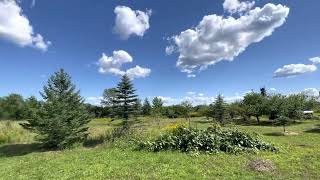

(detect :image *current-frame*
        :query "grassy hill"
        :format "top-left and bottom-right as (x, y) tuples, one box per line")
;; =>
(1, 117), (320, 179)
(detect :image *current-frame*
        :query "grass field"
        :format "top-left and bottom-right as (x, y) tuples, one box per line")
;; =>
(0, 117), (320, 179)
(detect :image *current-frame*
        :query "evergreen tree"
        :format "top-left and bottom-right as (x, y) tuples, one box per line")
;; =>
(21, 69), (90, 149)
(113, 74), (138, 121)
(211, 95), (228, 124)
(142, 98), (152, 115)
(133, 99), (142, 118)
(24, 96), (41, 119)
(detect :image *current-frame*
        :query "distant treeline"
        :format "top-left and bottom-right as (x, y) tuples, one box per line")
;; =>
(1, 88), (319, 122)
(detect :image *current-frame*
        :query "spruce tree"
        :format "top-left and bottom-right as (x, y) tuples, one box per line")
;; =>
(212, 95), (228, 124)
(21, 69), (90, 149)
(113, 74), (138, 122)
(142, 98), (152, 115)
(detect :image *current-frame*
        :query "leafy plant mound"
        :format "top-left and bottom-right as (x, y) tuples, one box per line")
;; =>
(139, 126), (277, 154)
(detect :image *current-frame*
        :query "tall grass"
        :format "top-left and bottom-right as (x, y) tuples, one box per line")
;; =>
(0, 120), (35, 144)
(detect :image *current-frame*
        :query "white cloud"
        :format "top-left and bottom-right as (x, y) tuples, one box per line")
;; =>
(156, 96), (179, 106)
(167, 3), (289, 75)
(0, 0), (50, 51)
(270, 88), (277, 91)
(273, 64), (317, 78)
(113, 6), (151, 39)
(156, 91), (245, 106)
(301, 88), (319, 97)
(309, 57), (320, 65)
(86, 96), (103, 106)
(165, 45), (175, 55)
(98, 50), (132, 76)
(224, 93), (244, 103)
(223, 0), (255, 14)
(126, 65), (151, 79)
(98, 50), (151, 79)
(187, 74), (196, 78)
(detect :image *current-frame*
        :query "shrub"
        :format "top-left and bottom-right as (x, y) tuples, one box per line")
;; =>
(138, 125), (277, 154)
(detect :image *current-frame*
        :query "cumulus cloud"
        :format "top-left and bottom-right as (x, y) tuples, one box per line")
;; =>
(309, 57), (320, 65)
(113, 6), (151, 39)
(126, 65), (151, 79)
(166, 3), (289, 75)
(85, 96), (103, 106)
(301, 88), (319, 97)
(98, 50), (151, 79)
(0, 0), (50, 51)
(273, 64), (317, 78)
(223, 0), (255, 14)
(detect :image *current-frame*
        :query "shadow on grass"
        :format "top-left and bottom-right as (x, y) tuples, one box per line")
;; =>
(239, 120), (303, 127)
(0, 143), (45, 157)
(305, 128), (320, 133)
(263, 132), (284, 136)
(83, 135), (110, 148)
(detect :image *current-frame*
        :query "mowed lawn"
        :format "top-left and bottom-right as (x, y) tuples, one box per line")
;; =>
(0, 117), (320, 179)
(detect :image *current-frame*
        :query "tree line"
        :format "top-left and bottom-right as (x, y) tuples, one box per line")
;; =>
(1, 69), (319, 148)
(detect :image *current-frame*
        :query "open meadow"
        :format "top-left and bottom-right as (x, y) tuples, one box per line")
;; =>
(1, 117), (320, 179)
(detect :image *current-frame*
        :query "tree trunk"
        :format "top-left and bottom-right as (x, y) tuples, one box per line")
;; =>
(256, 116), (260, 123)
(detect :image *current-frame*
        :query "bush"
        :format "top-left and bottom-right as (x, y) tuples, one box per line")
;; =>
(138, 125), (277, 154)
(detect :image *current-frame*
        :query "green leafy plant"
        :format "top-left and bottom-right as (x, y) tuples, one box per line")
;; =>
(138, 125), (277, 154)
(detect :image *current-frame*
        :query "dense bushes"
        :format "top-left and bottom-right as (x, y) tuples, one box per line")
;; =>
(138, 125), (277, 154)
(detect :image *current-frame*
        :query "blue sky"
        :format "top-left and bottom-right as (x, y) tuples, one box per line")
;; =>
(0, 0), (319, 105)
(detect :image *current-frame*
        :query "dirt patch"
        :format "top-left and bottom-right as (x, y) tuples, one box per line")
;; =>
(248, 159), (276, 173)
(284, 131), (299, 136)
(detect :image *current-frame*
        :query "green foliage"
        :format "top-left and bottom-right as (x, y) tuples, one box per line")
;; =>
(242, 92), (267, 123)
(276, 116), (292, 133)
(265, 94), (285, 120)
(112, 75), (138, 121)
(0, 94), (26, 120)
(24, 96), (41, 119)
(141, 98), (152, 116)
(227, 101), (244, 120)
(282, 94), (306, 120)
(152, 97), (163, 116)
(21, 69), (90, 149)
(139, 125), (277, 154)
(210, 95), (229, 124)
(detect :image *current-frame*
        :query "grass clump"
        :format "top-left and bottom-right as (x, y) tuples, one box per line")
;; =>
(138, 125), (277, 154)
(0, 121), (34, 145)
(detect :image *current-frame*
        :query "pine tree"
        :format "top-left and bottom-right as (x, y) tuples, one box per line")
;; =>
(142, 98), (152, 115)
(21, 69), (90, 149)
(212, 94), (228, 124)
(113, 74), (138, 122)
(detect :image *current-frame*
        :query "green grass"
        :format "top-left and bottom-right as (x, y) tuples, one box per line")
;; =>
(0, 117), (320, 179)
